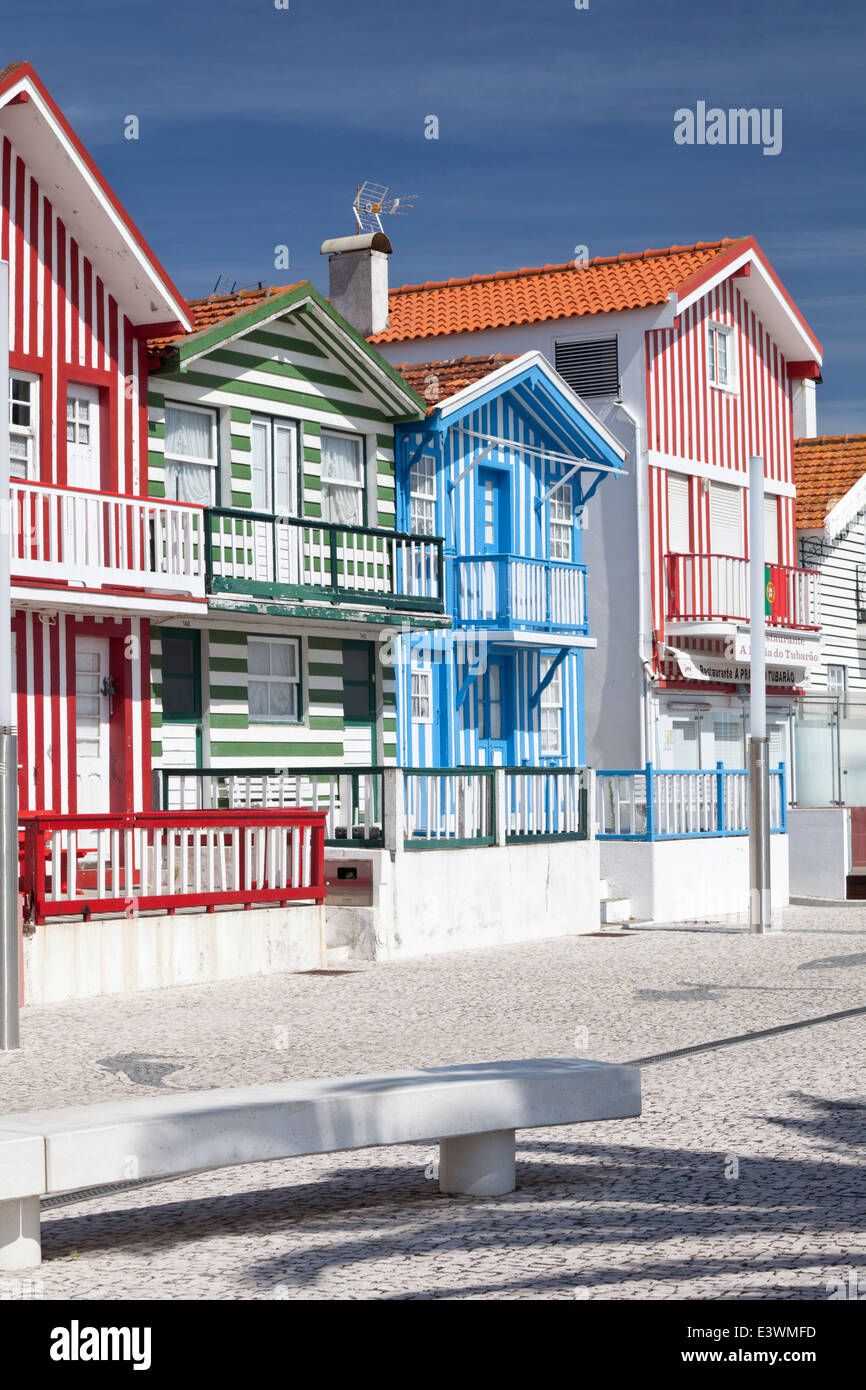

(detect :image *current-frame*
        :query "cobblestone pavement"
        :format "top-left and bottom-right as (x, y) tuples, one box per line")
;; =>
(1, 903), (864, 1300)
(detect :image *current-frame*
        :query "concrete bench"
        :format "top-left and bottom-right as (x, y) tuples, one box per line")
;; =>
(0, 1056), (641, 1269)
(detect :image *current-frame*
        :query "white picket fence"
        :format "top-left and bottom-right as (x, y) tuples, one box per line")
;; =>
(596, 764), (786, 839)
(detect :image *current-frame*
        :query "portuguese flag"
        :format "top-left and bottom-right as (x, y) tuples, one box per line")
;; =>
(765, 565), (788, 624)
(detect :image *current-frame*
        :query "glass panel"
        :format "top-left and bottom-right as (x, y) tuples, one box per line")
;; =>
(248, 680), (269, 718)
(251, 420), (270, 513)
(269, 642), (296, 678)
(274, 425), (294, 515)
(76, 652), (100, 673)
(166, 460), (214, 506)
(165, 406), (214, 462)
(247, 641), (270, 676)
(343, 647), (370, 682)
(343, 682), (371, 722)
(162, 638), (194, 675)
(162, 676), (196, 718)
(792, 701), (838, 805)
(488, 664), (501, 699)
(840, 704), (866, 803)
(268, 681), (296, 719)
(322, 482), (363, 525)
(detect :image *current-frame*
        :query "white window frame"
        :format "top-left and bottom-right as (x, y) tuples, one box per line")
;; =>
(164, 400), (219, 505)
(763, 493), (779, 565)
(9, 372), (40, 480)
(411, 667), (433, 723)
(250, 413), (298, 517)
(247, 637), (301, 724)
(539, 657), (563, 757)
(827, 665), (847, 697)
(707, 321), (737, 393)
(549, 483), (573, 562)
(321, 430), (365, 526)
(409, 454), (437, 536)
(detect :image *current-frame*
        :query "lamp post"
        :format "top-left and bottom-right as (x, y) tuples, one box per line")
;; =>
(748, 454), (772, 933)
(0, 258), (20, 1047)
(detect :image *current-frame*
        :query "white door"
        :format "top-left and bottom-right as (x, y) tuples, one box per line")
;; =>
(670, 717), (700, 770)
(67, 384), (100, 489)
(75, 638), (111, 812)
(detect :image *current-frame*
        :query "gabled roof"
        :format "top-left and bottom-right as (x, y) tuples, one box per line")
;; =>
(149, 279), (426, 421)
(794, 434), (866, 535)
(372, 236), (822, 367)
(148, 283), (297, 359)
(395, 354), (518, 413)
(397, 349), (628, 475)
(0, 61), (190, 329)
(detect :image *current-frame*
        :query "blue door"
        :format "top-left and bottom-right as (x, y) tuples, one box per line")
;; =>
(477, 469), (509, 554)
(476, 656), (511, 765)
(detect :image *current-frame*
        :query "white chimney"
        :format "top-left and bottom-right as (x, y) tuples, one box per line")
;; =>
(321, 231), (392, 338)
(792, 378), (818, 439)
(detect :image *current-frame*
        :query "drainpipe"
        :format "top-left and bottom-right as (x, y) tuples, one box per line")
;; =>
(612, 400), (654, 766)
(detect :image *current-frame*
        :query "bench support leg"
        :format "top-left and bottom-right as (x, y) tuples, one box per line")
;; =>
(0, 1197), (41, 1270)
(439, 1129), (515, 1197)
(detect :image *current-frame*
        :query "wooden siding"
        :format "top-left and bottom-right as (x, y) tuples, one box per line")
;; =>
(799, 524), (866, 691)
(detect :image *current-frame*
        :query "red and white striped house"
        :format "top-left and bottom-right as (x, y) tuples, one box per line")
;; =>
(371, 237), (824, 773)
(0, 61), (205, 821)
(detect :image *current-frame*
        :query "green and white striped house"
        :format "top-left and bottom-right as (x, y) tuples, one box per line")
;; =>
(145, 281), (447, 808)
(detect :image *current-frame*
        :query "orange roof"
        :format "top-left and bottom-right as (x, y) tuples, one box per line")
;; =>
(149, 283), (299, 358)
(794, 435), (866, 529)
(371, 239), (747, 344)
(395, 354), (518, 413)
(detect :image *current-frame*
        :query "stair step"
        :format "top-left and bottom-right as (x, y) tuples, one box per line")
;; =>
(600, 897), (631, 924)
(325, 945), (352, 967)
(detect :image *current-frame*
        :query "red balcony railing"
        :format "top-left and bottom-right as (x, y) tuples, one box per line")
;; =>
(665, 553), (820, 631)
(20, 808), (326, 924)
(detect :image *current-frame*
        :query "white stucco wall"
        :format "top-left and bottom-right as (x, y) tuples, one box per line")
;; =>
(23, 903), (325, 1004)
(325, 839), (601, 961)
(600, 834), (789, 923)
(787, 807), (850, 900)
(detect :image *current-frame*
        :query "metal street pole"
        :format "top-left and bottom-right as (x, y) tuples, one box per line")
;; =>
(0, 259), (20, 1048)
(748, 454), (772, 934)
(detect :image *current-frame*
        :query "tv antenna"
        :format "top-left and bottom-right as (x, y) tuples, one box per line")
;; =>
(353, 182), (417, 236)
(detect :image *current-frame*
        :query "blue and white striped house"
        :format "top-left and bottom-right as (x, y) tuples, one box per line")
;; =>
(390, 352), (627, 769)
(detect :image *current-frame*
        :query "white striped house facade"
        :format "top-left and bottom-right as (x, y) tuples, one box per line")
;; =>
(146, 285), (440, 793)
(392, 353), (626, 770)
(375, 239), (824, 773)
(2, 63), (196, 818)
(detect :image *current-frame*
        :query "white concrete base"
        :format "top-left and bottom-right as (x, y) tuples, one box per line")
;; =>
(326, 839), (601, 962)
(787, 808), (850, 900)
(23, 903), (325, 1005)
(0, 1197), (41, 1271)
(439, 1128), (516, 1196)
(600, 835), (789, 923)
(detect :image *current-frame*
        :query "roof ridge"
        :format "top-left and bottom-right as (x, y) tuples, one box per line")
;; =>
(795, 433), (866, 445)
(390, 238), (744, 296)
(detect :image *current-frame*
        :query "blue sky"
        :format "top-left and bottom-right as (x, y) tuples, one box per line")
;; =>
(6, 0), (864, 430)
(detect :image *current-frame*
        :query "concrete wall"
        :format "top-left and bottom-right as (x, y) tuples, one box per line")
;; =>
(600, 834), (790, 923)
(787, 808), (850, 900)
(325, 839), (601, 961)
(23, 904), (325, 1005)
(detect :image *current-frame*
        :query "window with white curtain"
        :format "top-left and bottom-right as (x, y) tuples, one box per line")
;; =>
(9, 374), (39, 479)
(411, 668), (432, 722)
(247, 638), (300, 722)
(764, 494), (779, 564)
(410, 455), (436, 535)
(667, 473), (691, 552)
(539, 656), (563, 756)
(549, 483), (573, 561)
(321, 431), (364, 525)
(164, 403), (217, 505)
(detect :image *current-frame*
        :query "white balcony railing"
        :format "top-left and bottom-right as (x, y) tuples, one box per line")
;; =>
(10, 481), (206, 597)
(454, 555), (588, 632)
(665, 553), (820, 631)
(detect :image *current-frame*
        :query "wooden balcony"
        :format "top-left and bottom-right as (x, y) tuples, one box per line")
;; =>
(207, 508), (445, 614)
(10, 480), (206, 607)
(665, 553), (821, 632)
(453, 554), (588, 634)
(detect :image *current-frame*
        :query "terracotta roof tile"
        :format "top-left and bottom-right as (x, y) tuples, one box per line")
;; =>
(794, 435), (866, 529)
(394, 354), (518, 413)
(148, 283), (300, 359)
(371, 239), (747, 344)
